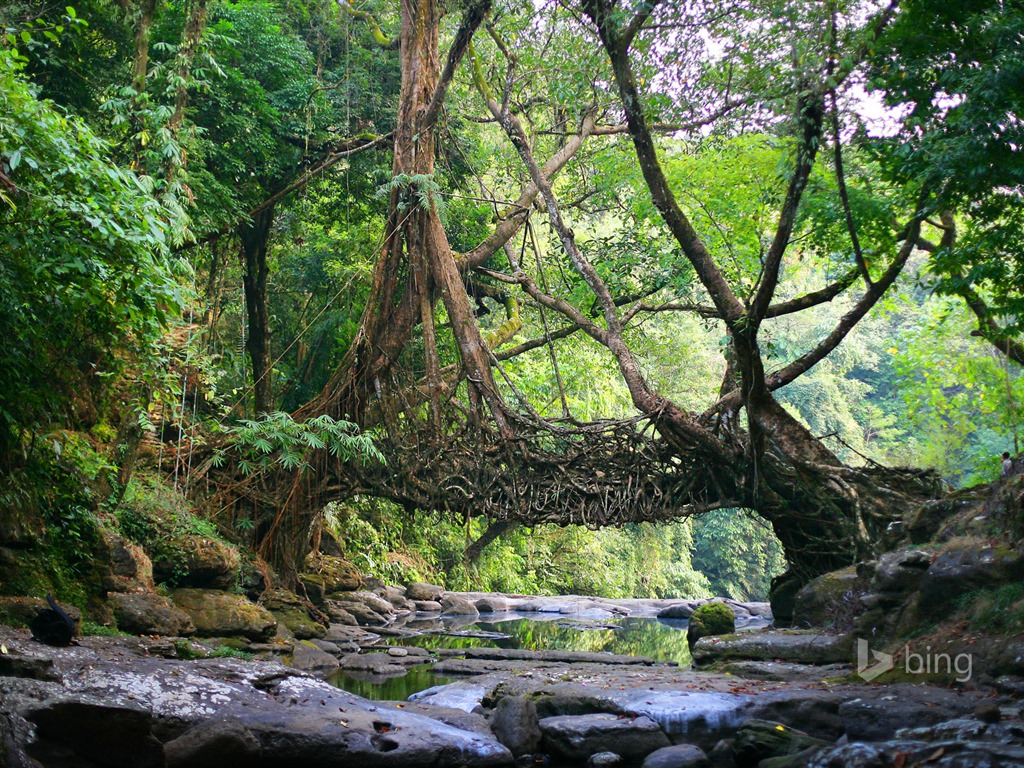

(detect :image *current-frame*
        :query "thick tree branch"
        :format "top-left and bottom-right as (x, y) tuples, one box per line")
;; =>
(420, 0), (492, 132)
(765, 191), (932, 392)
(960, 286), (1024, 366)
(581, 0), (745, 324)
(625, 267), (860, 323)
(457, 44), (597, 269)
(620, 0), (662, 49)
(750, 87), (825, 322)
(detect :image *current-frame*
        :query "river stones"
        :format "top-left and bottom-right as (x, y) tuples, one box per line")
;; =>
(290, 639), (341, 676)
(442, 595), (480, 616)
(641, 744), (711, 768)
(792, 567), (866, 630)
(300, 552), (364, 595)
(491, 695), (541, 756)
(539, 713), (671, 764)
(732, 719), (830, 768)
(407, 582), (445, 601)
(657, 602), (700, 619)
(100, 532), (156, 593)
(475, 596), (511, 613)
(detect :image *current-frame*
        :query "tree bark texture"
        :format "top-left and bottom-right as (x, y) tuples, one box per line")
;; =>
(241, 205), (275, 415)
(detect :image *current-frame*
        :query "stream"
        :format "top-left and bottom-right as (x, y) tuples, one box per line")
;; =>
(331, 611), (770, 700)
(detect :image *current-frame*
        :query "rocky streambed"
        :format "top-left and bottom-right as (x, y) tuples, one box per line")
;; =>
(2, 589), (1022, 768)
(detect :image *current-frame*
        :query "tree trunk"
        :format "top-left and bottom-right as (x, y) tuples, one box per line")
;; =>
(241, 206), (275, 415)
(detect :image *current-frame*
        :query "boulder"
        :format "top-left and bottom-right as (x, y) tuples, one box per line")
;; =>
(490, 696), (541, 756)
(442, 595), (480, 617)
(0, 634), (513, 768)
(867, 548), (933, 597)
(290, 640), (341, 676)
(540, 713), (670, 764)
(300, 553), (363, 597)
(916, 543), (1024, 620)
(101, 532), (156, 593)
(792, 567), (866, 630)
(907, 497), (979, 544)
(731, 719), (829, 768)
(686, 602), (735, 649)
(323, 601), (359, 626)
(164, 718), (262, 768)
(475, 596), (511, 613)
(27, 699), (164, 768)
(170, 589), (277, 642)
(416, 600), (444, 613)
(327, 591), (395, 626)
(407, 582), (444, 601)
(378, 585), (416, 610)
(152, 535), (240, 590)
(642, 744), (712, 768)
(261, 589), (327, 640)
(108, 592), (195, 636)
(309, 638), (342, 655)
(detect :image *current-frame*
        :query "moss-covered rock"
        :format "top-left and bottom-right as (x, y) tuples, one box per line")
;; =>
(299, 553), (362, 602)
(0, 504), (45, 548)
(152, 535), (240, 590)
(687, 602), (735, 649)
(99, 531), (155, 593)
(170, 589), (277, 642)
(261, 588), (327, 640)
(108, 592), (194, 636)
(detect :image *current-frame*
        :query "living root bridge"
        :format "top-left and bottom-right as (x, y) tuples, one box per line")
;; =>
(343, 414), (741, 527)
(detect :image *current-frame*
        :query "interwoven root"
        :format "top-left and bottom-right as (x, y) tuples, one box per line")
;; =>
(344, 411), (727, 526)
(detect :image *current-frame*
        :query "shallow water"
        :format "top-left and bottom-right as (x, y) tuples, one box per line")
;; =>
(331, 612), (767, 700)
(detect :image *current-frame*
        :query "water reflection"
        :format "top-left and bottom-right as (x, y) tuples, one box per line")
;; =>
(330, 664), (459, 700)
(395, 616), (697, 666)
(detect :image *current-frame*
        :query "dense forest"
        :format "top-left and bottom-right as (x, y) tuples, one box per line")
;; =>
(1, 0), (1021, 606)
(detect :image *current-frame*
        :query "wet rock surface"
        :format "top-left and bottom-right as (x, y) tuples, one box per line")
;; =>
(0, 626), (511, 768)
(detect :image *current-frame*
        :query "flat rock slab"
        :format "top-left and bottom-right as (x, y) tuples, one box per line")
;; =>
(717, 660), (851, 682)
(691, 631), (852, 666)
(435, 658), (580, 676)
(0, 627), (510, 768)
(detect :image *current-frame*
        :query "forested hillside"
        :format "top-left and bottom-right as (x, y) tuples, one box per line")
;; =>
(1, 0), (1021, 606)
